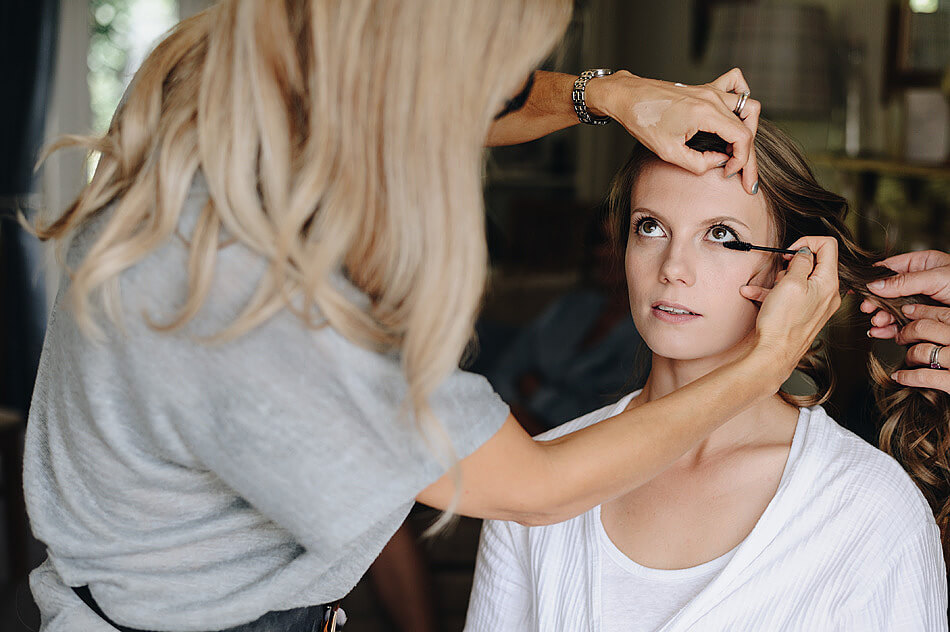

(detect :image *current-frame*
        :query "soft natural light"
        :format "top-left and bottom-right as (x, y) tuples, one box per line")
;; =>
(88, 0), (179, 132)
(910, 0), (940, 14)
(87, 0), (178, 177)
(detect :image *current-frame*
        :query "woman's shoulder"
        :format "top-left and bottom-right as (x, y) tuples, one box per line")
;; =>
(798, 405), (935, 538)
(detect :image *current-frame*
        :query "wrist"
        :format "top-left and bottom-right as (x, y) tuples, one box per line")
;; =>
(584, 69), (634, 119)
(738, 335), (795, 394)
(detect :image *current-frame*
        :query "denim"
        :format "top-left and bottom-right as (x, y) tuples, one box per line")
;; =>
(76, 584), (330, 632)
(219, 604), (328, 632)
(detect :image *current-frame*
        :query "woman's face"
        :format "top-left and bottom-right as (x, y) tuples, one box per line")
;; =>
(625, 160), (776, 362)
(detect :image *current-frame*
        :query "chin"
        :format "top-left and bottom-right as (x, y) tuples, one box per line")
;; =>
(642, 329), (747, 362)
(648, 342), (728, 361)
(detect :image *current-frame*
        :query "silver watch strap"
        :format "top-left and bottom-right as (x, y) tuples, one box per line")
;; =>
(572, 69), (613, 126)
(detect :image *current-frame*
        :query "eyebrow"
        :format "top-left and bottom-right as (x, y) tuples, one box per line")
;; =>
(632, 207), (752, 233)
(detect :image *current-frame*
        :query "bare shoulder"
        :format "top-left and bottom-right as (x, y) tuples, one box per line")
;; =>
(755, 395), (802, 447)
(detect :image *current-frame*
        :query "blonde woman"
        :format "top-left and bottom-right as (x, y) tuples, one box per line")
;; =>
(25, 2), (837, 631)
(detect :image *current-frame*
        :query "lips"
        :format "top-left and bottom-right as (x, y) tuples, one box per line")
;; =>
(651, 301), (701, 316)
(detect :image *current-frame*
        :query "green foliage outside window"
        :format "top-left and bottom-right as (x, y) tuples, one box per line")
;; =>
(88, 0), (178, 134)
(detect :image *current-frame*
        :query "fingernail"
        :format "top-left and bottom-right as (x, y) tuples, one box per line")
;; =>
(797, 247), (811, 255)
(901, 304), (915, 315)
(751, 180), (759, 194)
(716, 160), (728, 168)
(866, 329), (874, 338)
(868, 280), (884, 290)
(890, 372), (900, 382)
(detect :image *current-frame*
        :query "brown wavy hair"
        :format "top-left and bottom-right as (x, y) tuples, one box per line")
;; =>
(607, 120), (950, 563)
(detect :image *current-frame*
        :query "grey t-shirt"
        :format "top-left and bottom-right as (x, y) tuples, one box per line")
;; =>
(24, 179), (509, 631)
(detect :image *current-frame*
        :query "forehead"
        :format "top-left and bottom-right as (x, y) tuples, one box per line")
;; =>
(632, 160), (770, 233)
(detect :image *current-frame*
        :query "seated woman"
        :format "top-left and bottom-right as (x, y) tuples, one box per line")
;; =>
(464, 121), (949, 631)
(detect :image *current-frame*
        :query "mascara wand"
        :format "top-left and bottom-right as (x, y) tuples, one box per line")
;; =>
(722, 241), (800, 256)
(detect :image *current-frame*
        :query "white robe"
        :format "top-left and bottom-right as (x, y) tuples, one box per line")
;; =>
(465, 394), (947, 631)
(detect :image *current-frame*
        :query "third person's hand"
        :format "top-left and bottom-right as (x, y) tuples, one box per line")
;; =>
(862, 249), (950, 339)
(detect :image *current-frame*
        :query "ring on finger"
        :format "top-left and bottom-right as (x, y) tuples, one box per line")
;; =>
(930, 343), (945, 370)
(734, 90), (750, 117)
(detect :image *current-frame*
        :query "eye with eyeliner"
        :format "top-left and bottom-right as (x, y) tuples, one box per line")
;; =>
(632, 215), (665, 238)
(631, 213), (744, 243)
(707, 223), (741, 243)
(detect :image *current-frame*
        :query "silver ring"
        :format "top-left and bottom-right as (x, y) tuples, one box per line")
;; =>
(733, 90), (750, 117)
(930, 344), (946, 369)
(930, 344), (945, 370)
(674, 82), (687, 87)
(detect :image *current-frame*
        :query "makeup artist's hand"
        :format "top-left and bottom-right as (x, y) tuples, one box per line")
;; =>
(739, 236), (841, 371)
(589, 67), (761, 194)
(859, 249), (950, 393)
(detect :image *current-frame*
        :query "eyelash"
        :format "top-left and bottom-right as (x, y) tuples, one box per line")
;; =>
(632, 215), (741, 242)
(708, 224), (740, 242)
(632, 216), (658, 237)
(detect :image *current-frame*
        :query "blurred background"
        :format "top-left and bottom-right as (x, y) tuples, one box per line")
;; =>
(1, 0), (949, 630)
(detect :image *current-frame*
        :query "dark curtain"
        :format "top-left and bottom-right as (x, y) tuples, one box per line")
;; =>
(0, 0), (61, 413)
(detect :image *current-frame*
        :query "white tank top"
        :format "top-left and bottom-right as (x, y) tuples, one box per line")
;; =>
(597, 506), (738, 632)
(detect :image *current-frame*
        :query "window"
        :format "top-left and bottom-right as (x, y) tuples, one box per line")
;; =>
(88, 0), (179, 134)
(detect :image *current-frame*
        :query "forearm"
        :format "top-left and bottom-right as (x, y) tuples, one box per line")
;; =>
(513, 346), (783, 525)
(420, 343), (786, 525)
(486, 71), (607, 146)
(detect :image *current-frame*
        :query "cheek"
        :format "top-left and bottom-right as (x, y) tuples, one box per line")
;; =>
(694, 269), (760, 357)
(698, 263), (760, 326)
(749, 261), (778, 288)
(624, 245), (662, 297)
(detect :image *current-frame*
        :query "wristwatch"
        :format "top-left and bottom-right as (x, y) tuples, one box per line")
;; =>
(572, 69), (613, 125)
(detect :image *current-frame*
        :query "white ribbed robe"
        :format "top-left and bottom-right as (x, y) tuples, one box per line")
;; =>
(465, 395), (948, 631)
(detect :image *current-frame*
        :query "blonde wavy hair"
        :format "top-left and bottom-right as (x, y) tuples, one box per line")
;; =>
(36, 0), (572, 529)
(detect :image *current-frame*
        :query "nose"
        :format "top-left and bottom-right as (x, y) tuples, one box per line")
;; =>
(658, 240), (696, 287)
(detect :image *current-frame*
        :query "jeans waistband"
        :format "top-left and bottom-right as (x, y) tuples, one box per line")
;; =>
(71, 586), (345, 632)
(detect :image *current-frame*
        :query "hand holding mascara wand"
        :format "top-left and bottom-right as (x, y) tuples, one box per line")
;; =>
(722, 241), (801, 256)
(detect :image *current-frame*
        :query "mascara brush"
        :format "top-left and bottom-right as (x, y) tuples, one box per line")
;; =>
(722, 241), (800, 256)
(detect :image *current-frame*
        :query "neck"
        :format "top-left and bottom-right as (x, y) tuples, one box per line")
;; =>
(634, 342), (796, 466)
